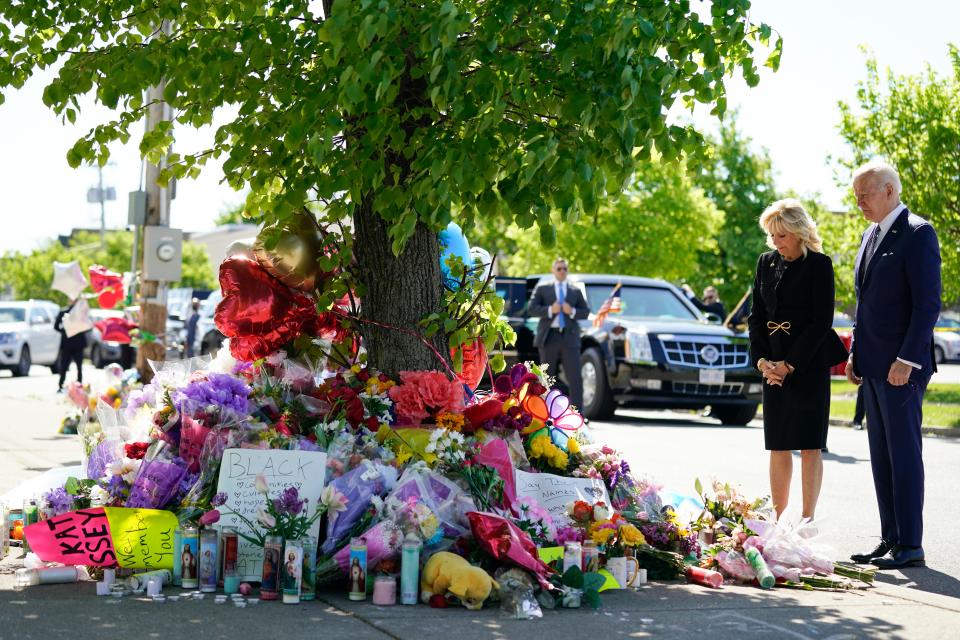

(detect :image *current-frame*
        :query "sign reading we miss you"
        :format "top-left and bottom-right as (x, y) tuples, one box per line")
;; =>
(514, 470), (610, 527)
(215, 448), (327, 581)
(23, 507), (178, 570)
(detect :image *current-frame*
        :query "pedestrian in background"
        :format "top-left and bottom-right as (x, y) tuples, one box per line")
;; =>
(528, 258), (590, 407)
(682, 284), (727, 319)
(54, 300), (89, 392)
(185, 298), (201, 358)
(847, 161), (940, 570)
(748, 199), (848, 520)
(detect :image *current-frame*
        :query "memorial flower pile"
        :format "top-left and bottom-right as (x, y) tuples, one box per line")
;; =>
(25, 250), (863, 609)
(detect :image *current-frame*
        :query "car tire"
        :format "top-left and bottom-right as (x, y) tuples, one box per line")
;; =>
(12, 346), (31, 377)
(91, 345), (105, 369)
(713, 404), (759, 426)
(580, 347), (617, 421)
(934, 345), (945, 365)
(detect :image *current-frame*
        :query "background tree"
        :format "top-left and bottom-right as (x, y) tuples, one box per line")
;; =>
(0, 231), (214, 303)
(691, 115), (778, 305)
(0, 0), (780, 376)
(474, 156), (722, 280)
(836, 46), (960, 305)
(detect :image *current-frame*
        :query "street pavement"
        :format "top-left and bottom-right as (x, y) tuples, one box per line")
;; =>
(1, 365), (959, 639)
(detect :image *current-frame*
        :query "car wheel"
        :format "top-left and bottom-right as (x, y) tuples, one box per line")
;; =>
(91, 345), (105, 369)
(713, 404), (759, 426)
(934, 345), (945, 365)
(12, 346), (31, 377)
(580, 347), (617, 421)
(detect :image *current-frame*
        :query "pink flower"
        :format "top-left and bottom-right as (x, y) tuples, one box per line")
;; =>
(255, 474), (270, 495)
(199, 509), (221, 526)
(388, 370), (464, 424)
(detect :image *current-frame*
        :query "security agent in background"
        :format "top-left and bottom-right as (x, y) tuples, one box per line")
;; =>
(527, 258), (590, 407)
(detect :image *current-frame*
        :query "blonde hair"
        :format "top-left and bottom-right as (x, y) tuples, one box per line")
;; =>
(759, 198), (822, 254)
(852, 160), (902, 196)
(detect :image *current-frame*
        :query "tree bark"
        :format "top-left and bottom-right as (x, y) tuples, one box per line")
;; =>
(352, 198), (450, 378)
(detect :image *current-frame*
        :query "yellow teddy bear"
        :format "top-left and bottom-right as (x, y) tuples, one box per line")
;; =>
(420, 551), (499, 610)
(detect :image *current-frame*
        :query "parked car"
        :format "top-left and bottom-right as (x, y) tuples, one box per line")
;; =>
(495, 274), (763, 425)
(831, 313), (854, 376)
(934, 315), (960, 364)
(193, 291), (225, 357)
(0, 300), (62, 376)
(88, 308), (136, 369)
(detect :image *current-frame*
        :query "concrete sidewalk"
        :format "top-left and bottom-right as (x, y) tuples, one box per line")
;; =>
(2, 555), (958, 640)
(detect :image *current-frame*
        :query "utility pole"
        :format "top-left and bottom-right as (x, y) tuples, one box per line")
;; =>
(135, 20), (173, 382)
(86, 163), (115, 249)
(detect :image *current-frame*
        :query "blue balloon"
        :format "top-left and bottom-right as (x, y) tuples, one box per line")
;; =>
(438, 222), (472, 286)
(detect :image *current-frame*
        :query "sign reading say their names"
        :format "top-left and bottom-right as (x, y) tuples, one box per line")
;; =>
(215, 448), (327, 581)
(514, 469), (610, 527)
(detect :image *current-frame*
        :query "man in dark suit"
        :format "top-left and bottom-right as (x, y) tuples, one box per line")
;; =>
(681, 284), (727, 319)
(847, 162), (941, 570)
(527, 258), (590, 407)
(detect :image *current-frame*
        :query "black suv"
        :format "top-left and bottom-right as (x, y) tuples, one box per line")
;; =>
(495, 274), (762, 425)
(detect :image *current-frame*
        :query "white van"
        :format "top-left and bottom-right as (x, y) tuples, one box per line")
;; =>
(0, 300), (63, 376)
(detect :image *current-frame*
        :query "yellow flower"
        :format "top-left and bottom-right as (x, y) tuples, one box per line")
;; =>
(590, 525), (617, 545)
(435, 412), (465, 432)
(619, 524), (646, 547)
(566, 438), (580, 454)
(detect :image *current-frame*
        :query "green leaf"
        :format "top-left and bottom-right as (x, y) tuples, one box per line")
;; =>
(562, 566), (584, 588)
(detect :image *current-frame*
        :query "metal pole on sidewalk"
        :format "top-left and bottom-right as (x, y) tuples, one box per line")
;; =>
(135, 19), (173, 383)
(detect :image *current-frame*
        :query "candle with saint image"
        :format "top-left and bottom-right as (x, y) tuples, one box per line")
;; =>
(685, 566), (724, 588)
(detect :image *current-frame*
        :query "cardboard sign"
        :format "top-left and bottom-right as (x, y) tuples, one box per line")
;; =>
(215, 448), (327, 581)
(23, 507), (177, 569)
(514, 470), (610, 527)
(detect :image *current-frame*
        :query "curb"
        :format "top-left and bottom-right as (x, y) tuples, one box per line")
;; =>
(756, 412), (959, 439)
(871, 582), (960, 613)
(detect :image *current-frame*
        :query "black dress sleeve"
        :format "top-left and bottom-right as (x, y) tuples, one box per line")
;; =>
(784, 253), (835, 372)
(747, 254), (772, 367)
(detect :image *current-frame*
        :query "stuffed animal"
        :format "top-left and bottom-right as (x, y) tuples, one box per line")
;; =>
(420, 551), (498, 610)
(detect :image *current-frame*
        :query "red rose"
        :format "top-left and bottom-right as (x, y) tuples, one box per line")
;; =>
(571, 500), (593, 523)
(356, 370), (371, 382)
(364, 416), (380, 431)
(124, 442), (150, 460)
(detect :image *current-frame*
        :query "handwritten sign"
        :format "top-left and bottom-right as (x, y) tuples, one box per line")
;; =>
(23, 507), (177, 569)
(215, 448), (327, 581)
(514, 470), (610, 527)
(106, 507), (177, 570)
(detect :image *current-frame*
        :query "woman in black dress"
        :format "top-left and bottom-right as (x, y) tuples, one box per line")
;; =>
(748, 199), (847, 520)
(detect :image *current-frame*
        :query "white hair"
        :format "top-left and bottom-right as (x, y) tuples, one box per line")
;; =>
(853, 160), (902, 196)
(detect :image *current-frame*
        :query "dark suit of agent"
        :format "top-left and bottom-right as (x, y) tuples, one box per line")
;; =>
(527, 259), (590, 407)
(847, 163), (941, 570)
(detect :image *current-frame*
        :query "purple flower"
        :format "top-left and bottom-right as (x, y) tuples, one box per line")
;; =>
(43, 487), (75, 516)
(554, 526), (584, 544)
(104, 475), (128, 501)
(211, 492), (228, 507)
(174, 373), (251, 416)
(273, 486), (305, 516)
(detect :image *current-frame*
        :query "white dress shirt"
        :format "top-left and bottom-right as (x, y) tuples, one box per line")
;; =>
(864, 202), (919, 369)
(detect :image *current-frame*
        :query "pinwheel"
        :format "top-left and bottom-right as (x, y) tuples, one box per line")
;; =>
(520, 387), (584, 449)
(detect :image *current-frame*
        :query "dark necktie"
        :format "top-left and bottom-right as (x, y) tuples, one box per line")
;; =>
(863, 224), (882, 269)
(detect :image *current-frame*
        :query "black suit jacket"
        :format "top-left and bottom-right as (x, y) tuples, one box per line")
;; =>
(527, 280), (590, 348)
(748, 250), (846, 372)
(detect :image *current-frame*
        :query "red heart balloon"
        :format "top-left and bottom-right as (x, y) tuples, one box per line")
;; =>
(97, 288), (123, 310)
(89, 265), (124, 309)
(214, 256), (319, 361)
(452, 338), (488, 390)
(94, 317), (134, 344)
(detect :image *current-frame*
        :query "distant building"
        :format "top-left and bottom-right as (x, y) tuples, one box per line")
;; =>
(186, 223), (259, 280)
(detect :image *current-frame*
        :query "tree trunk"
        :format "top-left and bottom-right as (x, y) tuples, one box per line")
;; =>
(352, 197), (450, 378)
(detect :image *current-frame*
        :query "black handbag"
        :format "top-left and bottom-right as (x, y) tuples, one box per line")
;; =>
(818, 329), (850, 368)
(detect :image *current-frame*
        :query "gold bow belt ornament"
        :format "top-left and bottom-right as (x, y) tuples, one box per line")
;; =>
(767, 321), (791, 336)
